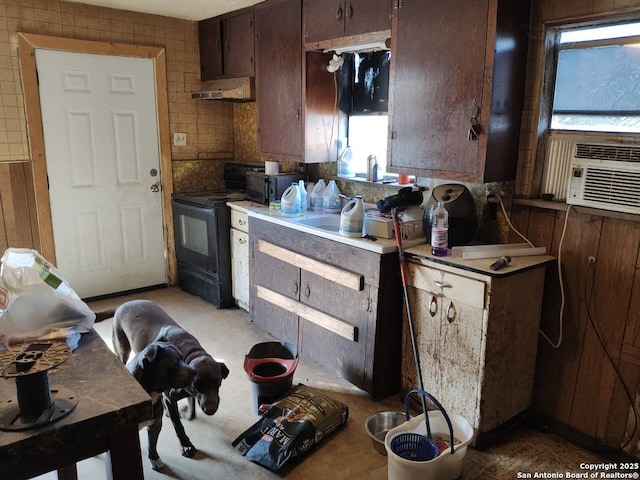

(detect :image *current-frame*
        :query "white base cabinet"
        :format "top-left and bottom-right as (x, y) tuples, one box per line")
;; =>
(229, 205), (249, 311)
(401, 245), (553, 446)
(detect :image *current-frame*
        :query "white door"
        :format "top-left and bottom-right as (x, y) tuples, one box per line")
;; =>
(35, 49), (167, 298)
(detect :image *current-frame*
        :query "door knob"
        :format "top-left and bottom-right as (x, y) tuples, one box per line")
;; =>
(150, 184), (160, 192)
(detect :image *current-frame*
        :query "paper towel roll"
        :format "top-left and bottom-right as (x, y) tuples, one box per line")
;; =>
(265, 161), (279, 175)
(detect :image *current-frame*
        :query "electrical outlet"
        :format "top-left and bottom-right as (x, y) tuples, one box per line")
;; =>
(173, 132), (187, 146)
(486, 184), (501, 204)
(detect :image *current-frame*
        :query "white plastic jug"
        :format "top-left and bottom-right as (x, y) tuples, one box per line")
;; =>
(338, 145), (355, 177)
(306, 182), (315, 210)
(298, 180), (307, 212)
(323, 180), (341, 214)
(281, 183), (301, 215)
(310, 179), (326, 212)
(339, 196), (365, 237)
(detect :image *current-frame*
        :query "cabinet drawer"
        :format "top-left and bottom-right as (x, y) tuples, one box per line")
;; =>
(407, 262), (485, 309)
(231, 210), (249, 232)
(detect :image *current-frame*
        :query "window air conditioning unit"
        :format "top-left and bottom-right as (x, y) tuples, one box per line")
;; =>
(541, 131), (640, 214)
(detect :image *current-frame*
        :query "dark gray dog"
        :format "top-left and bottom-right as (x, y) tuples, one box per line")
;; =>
(111, 299), (230, 458)
(126, 341), (196, 470)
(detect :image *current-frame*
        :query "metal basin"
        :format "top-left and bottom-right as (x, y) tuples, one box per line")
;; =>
(293, 214), (341, 232)
(365, 411), (406, 456)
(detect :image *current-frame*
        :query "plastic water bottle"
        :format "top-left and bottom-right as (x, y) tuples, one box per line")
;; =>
(430, 201), (449, 256)
(298, 180), (307, 212)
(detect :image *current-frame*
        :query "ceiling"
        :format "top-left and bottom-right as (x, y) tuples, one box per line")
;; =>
(65, 0), (266, 21)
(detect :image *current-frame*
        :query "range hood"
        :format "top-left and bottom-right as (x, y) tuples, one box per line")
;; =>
(191, 77), (255, 102)
(324, 39), (390, 55)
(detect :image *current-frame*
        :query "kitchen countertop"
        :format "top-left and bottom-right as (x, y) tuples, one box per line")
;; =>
(228, 200), (426, 254)
(405, 243), (555, 277)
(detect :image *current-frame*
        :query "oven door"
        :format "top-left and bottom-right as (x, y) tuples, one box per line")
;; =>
(172, 199), (227, 274)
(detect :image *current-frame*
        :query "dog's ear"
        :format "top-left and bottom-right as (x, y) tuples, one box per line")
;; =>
(220, 362), (230, 379)
(154, 326), (171, 342)
(143, 344), (159, 364)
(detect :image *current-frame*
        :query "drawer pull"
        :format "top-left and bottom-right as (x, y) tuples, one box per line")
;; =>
(429, 295), (438, 317)
(238, 219), (247, 226)
(434, 280), (452, 289)
(238, 238), (246, 245)
(446, 301), (457, 323)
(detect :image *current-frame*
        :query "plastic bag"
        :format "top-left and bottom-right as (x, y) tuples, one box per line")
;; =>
(0, 248), (95, 347)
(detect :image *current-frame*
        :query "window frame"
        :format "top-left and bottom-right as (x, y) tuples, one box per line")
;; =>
(544, 19), (640, 133)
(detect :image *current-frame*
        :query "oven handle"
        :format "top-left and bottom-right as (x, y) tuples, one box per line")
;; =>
(172, 199), (216, 215)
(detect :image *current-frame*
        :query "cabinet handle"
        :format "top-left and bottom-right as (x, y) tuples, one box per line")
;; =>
(336, 5), (343, 22)
(434, 280), (452, 289)
(215, 39), (220, 54)
(293, 281), (299, 295)
(238, 238), (246, 245)
(304, 285), (310, 299)
(238, 219), (246, 226)
(224, 38), (230, 54)
(295, 108), (300, 120)
(429, 295), (438, 317)
(446, 301), (457, 323)
(345, 3), (353, 20)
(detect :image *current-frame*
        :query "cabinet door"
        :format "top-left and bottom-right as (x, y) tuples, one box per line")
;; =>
(224, 9), (255, 77)
(304, 0), (344, 44)
(404, 289), (484, 429)
(298, 269), (370, 390)
(251, 244), (299, 345)
(231, 228), (249, 310)
(255, 0), (303, 159)
(389, 0), (487, 177)
(199, 17), (223, 81)
(344, 0), (390, 37)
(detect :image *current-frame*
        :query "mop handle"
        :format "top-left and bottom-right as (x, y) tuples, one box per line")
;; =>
(391, 208), (432, 438)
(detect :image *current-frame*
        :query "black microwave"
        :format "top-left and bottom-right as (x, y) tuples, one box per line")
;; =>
(245, 171), (307, 204)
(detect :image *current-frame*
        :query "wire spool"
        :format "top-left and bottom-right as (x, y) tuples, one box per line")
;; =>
(0, 341), (77, 431)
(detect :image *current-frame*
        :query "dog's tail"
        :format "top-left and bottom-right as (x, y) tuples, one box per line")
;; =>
(94, 308), (117, 322)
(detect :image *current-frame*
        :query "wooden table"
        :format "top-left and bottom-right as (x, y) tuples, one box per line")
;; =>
(0, 330), (151, 479)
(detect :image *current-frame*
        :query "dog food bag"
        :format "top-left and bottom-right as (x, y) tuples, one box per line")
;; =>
(232, 384), (349, 470)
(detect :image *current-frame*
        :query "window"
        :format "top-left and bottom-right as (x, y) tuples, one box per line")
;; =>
(551, 21), (640, 133)
(337, 51), (392, 179)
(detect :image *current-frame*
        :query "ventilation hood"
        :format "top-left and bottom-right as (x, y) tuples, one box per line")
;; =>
(323, 39), (390, 55)
(191, 77), (255, 102)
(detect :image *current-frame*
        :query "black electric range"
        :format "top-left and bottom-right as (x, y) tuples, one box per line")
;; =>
(170, 162), (262, 308)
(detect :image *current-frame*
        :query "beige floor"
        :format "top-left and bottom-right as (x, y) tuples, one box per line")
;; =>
(34, 287), (624, 480)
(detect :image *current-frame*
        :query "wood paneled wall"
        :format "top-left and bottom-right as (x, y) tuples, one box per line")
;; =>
(0, 163), (37, 253)
(510, 203), (640, 455)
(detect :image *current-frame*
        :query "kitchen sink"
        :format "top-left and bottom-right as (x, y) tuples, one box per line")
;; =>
(292, 214), (341, 232)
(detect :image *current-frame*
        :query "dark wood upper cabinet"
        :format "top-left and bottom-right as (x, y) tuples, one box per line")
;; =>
(256, 0), (337, 163)
(255, 0), (303, 159)
(199, 17), (223, 80)
(388, 0), (531, 182)
(304, 0), (391, 45)
(199, 7), (254, 81)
